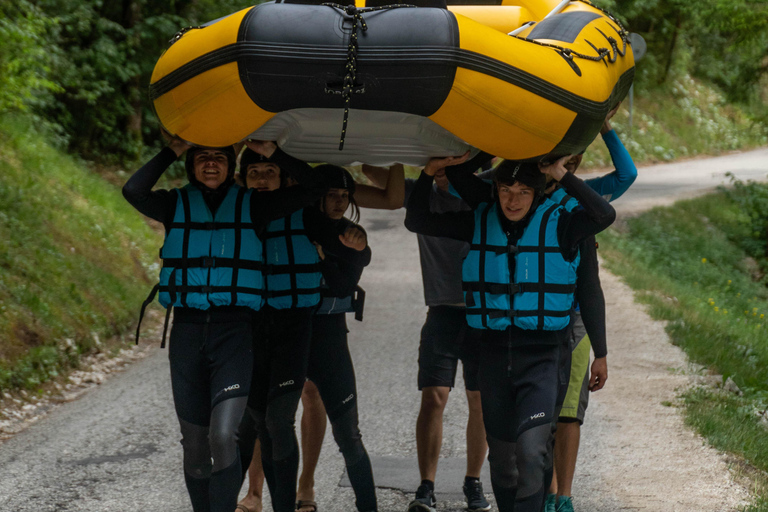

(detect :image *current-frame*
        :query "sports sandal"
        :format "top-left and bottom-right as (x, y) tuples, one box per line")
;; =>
(296, 500), (318, 512)
(236, 505), (259, 512)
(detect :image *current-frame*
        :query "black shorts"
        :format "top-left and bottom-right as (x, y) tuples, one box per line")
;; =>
(417, 306), (480, 391)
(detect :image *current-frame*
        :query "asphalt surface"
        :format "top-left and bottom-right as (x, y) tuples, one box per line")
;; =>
(0, 147), (766, 511)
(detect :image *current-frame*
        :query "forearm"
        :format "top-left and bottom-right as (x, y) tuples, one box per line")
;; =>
(585, 130), (637, 201)
(270, 148), (326, 197)
(307, 213), (372, 267)
(575, 238), (607, 357)
(122, 147), (177, 222)
(404, 172), (474, 241)
(355, 164), (405, 210)
(445, 165), (493, 209)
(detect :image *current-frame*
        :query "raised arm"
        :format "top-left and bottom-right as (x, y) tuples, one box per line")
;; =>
(404, 169), (475, 242)
(122, 139), (189, 223)
(304, 211), (372, 268)
(444, 151), (495, 208)
(356, 164), (405, 210)
(584, 103), (637, 202)
(540, 157), (616, 252)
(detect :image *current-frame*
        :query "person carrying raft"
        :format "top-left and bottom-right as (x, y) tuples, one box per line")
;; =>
(404, 154), (615, 512)
(122, 137), (326, 512)
(235, 144), (373, 512)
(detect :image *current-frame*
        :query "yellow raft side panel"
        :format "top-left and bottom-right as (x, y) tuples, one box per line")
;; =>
(154, 62), (275, 147)
(430, 66), (575, 159)
(446, 6), (534, 33)
(502, 0), (561, 20)
(151, 7), (251, 84)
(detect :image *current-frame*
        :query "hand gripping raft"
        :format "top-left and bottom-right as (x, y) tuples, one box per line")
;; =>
(149, 0), (637, 166)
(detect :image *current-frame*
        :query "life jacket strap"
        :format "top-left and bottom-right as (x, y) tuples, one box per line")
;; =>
(135, 283), (160, 345)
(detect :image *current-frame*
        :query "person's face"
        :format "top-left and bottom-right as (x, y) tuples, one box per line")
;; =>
(433, 168), (449, 191)
(245, 163), (281, 191)
(323, 188), (350, 220)
(564, 154), (583, 174)
(193, 150), (230, 189)
(497, 181), (536, 221)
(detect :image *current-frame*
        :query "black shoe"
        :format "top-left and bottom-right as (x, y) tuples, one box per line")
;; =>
(407, 483), (437, 512)
(463, 480), (491, 512)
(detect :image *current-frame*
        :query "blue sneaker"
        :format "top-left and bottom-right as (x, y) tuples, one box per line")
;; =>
(544, 493), (557, 512)
(463, 479), (491, 511)
(407, 483), (436, 512)
(556, 496), (574, 512)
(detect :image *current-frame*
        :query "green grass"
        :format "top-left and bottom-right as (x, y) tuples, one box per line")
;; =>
(598, 183), (768, 508)
(0, 114), (161, 391)
(582, 74), (767, 169)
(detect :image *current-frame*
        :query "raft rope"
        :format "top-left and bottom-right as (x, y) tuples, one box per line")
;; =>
(509, 0), (630, 66)
(322, 3), (416, 151)
(168, 25), (203, 45)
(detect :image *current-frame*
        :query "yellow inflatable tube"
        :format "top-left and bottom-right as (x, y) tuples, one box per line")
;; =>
(150, 0), (637, 165)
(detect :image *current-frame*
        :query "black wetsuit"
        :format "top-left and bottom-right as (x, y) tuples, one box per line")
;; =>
(404, 169), (615, 512)
(237, 200), (371, 512)
(307, 218), (376, 511)
(122, 147), (325, 512)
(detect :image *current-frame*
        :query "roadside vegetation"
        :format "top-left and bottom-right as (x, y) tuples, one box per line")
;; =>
(0, 115), (160, 392)
(598, 178), (768, 510)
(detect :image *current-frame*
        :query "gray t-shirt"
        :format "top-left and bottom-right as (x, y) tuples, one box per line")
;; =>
(404, 179), (471, 306)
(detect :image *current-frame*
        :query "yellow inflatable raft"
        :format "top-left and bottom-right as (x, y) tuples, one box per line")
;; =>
(150, 0), (637, 165)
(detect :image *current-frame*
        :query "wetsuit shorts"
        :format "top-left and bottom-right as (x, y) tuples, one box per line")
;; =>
(418, 305), (480, 391)
(558, 314), (590, 424)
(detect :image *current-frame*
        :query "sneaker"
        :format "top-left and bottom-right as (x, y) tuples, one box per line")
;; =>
(556, 496), (574, 512)
(407, 483), (436, 512)
(544, 493), (557, 512)
(462, 480), (491, 512)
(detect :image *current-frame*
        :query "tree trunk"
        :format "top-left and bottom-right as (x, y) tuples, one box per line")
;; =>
(123, 0), (143, 156)
(660, 13), (682, 85)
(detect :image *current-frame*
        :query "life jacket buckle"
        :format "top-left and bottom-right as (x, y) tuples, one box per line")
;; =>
(201, 256), (216, 268)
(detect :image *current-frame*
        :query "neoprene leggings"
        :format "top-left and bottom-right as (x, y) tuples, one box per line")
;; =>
(168, 307), (253, 512)
(478, 338), (562, 512)
(248, 308), (314, 512)
(307, 313), (377, 512)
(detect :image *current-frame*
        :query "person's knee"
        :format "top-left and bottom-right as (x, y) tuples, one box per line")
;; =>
(179, 419), (212, 478)
(265, 391), (302, 459)
(516, 424), (551, 498)
(486, 435), (517, 489)
(465, 389), (483, 415)
(421, 386), (450, 412)
(302, 380), (322, 402)
(330, 407), (365, 465)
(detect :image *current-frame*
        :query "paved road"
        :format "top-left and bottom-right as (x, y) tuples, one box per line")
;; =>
(0, 148), (766, 511)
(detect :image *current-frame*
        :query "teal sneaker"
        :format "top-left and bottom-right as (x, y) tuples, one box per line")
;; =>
(544, 493), (557, 512)
(556, 496), (574, 512)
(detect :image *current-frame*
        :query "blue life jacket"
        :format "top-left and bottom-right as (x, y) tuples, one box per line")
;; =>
(462, 199), (580, 331)
(263, 209), (322, 309)
(158, 184), (264, 310)
(549, 187), (580, 212)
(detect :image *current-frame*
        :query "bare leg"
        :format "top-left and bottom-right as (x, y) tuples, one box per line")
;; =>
(416, 386), (450, 482)
(465, 389), (487, 479)
(549, 462), (558, 494)
(237, 440), (265, 512)
(554, 422), (580, 498)
(297, 381), (327, 511)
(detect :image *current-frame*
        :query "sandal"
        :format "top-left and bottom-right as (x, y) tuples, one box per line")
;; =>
(296, 500), (318, 512)
(236, 504), (260, 512)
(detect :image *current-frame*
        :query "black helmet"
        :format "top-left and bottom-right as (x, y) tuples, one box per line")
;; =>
(185, 145), (237, 190)
(238, 148), (286, 189)
(494, 160), (546, 195)
(313, 164), (356, 196)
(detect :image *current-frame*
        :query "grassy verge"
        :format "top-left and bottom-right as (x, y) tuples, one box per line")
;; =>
(0, 114), (161, 392)
(597, 180), (768, 509)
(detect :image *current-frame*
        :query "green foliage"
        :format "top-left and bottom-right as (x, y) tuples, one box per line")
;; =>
(0, 114), (161, 391)
(598, 184), (768, 505)
(581, 74), (768, 168)
(720, 174), (768, 266)
(0, 1), (61, 113)
(594, 0), (768, 116)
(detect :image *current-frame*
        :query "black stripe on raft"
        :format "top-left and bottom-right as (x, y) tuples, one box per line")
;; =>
(528, 12), (602, 44)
